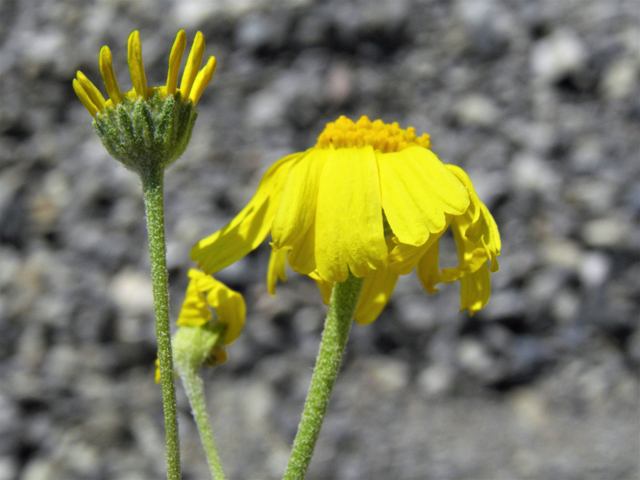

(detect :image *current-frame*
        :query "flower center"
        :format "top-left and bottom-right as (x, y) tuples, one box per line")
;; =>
(315, 115), (431, 153)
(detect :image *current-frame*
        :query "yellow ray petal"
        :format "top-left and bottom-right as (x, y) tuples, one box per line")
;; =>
(267, 246), (289, 295)
(444, 164), (501, 273)
(176, 272), (212, 327)
(180, 31), (205, 100)
(272, 149), (324, 249)
(72, 78), (99, 117)
(76, 72), (106, 111)
(443, 213), (488, 278)
(388, 219), (446, 275)
(445, 164), (482, 224)
(459, 262), (491, 315)
(416, 240), (441, 294)
(127, 30), (148, 100)
(191, 153), (300, 274)
(440, 247), (488, 283)
(287, 215), (317, 275)
(99, 46), (123, 104)
(378, 147), (470, 246)
(189, 56), (217, 105)
(354, 266), (399, 325)
(315, 146), (387, 282)
(308, 271), (333, 305)
(205, 277), (246, 345)
(166, 30), (187, 95)
(479, 202), (501, 271)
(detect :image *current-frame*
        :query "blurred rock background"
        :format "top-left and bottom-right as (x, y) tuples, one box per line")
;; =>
(1, 0), (639, 479)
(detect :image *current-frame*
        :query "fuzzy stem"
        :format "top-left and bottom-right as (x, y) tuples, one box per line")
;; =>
(141, 166), (181, 480)
(177, 365), (227, 480)
(284, 273), (364, 480)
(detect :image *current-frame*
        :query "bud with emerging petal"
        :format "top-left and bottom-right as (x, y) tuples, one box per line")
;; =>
(155, 269), (246, 381)
(73, 30), (216, 174)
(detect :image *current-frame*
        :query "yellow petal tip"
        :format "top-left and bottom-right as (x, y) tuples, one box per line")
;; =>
(127, 30), (147, 99)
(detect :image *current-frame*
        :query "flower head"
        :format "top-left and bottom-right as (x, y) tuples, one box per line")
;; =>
(73, 30), (217, 173)
(177, 269), (246, 345)
(155, 269), (245, 382)
(191, 116), (500, 324)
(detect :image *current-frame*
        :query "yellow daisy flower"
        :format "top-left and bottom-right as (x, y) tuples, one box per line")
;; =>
(155, 269), (245, 383)
(177, 269), (246, 345)
(191, 116), (501, 324)
(73, 30), (216, 117)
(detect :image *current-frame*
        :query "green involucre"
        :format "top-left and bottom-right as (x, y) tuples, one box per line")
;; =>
(93, 92), (198, 174)
(172, 323), (226, 371)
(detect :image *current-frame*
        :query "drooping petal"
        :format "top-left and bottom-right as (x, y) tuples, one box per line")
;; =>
(378, 147), (470, 246)
(440, 247), (488, 283)
(308, 271), (333, 305)
(271, 149), (324, 249)
(127, 31), (148, 100)
(191, 153), (300, 274)
(267, 246), (289, 295)
(315, 146), (387, 282)
(388, 221), (446, 275)
(417, 240), (441, 294)
(440, 211), (494, 314)
(445, 165), (482, 224)
(189, 56), (217, 105)
(165, 30), (187, 96)
(180, 31), (205, 100)
(445, 164), (501, 270)
(479, 202), (501, 271)
(354, 266), (399, 325)
(459, 262), (491, 315)
(176, 271), (212, 327)
(443, 212), (485, 278)
(204, 276), (246, 345)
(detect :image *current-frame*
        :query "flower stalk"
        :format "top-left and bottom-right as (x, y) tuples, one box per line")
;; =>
(141, 166), (181, 480)
(176, 363), (227, 480)
(284, 273), (364, 480)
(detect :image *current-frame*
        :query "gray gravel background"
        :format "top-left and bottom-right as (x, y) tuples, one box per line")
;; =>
(1, 0), (639, 479)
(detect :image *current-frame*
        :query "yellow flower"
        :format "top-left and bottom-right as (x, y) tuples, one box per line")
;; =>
(155, 269), (245, 383)
(73, 30), (216, 117)
(177, 269), (246, 345)
(191, 116), (501, 324)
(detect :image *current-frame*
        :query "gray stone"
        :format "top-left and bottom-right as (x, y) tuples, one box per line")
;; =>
(601, 57), (639, 101)
(0, 457), (18, 480)
(551, 289), (581, 323)
(108, 268), (154, 318)
(581, 216), (632, 248)
(510, 152), (561, 197)
(457, 338), (497, 379)
(417, 363), (455, 398)
(531, 28), (587, 83)
(578, 251), (612, 289)
(453, 94), (501, 128)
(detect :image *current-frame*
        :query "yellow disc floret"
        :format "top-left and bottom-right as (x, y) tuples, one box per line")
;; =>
(315, 115), (431, 153)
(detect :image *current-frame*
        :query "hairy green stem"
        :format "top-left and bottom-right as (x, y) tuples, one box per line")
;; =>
(177, 365), (227, 480)
(284, 273), (364, 480)
(141, 167), (181, 480)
